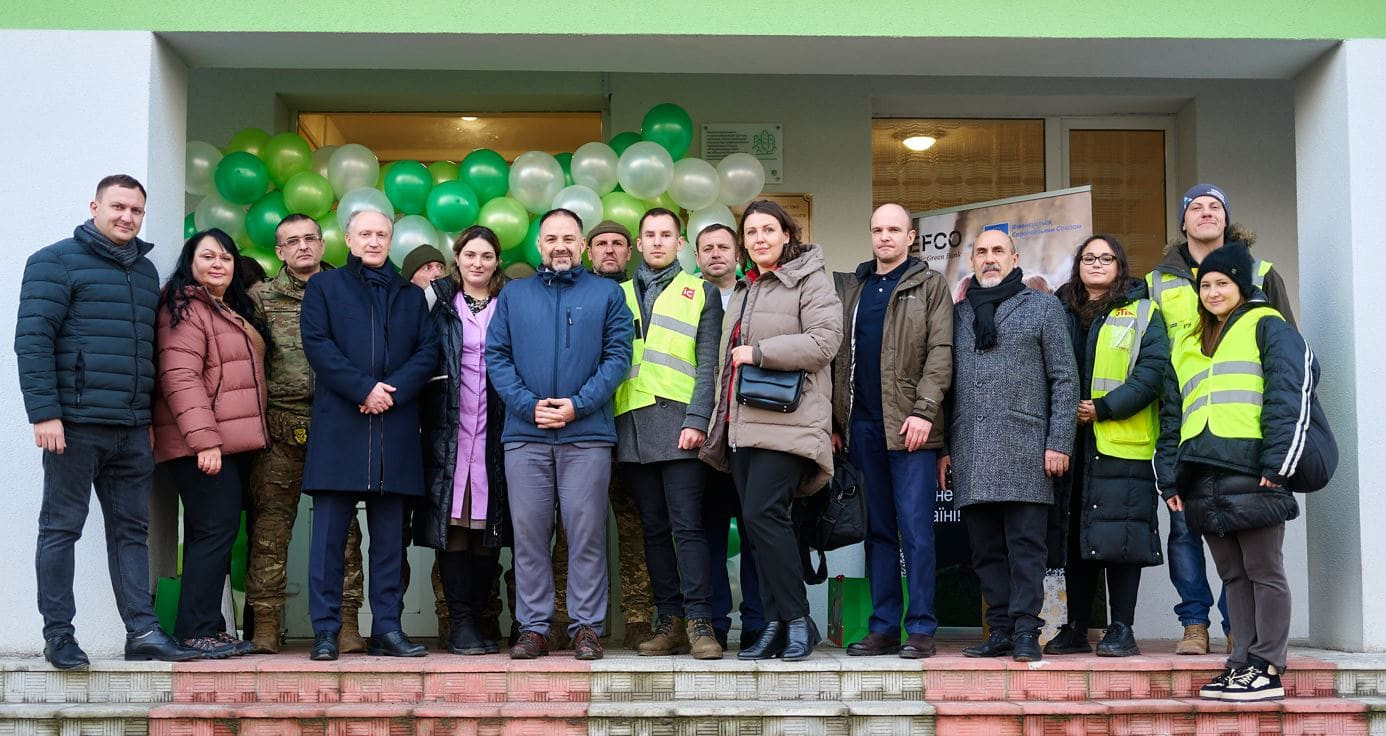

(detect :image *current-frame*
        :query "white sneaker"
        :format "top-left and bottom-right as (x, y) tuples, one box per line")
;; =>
(1219, 663), (1285, 702)
(1198, 667), (1237, 700)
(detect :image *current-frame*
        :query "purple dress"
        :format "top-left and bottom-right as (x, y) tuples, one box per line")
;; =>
(450, 292), (496, 525)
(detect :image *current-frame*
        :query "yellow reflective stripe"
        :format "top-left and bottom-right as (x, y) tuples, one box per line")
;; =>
(1210, 389), (1264, 406)
(642, 348), (696, 377)
(1212, 360), (1263, 378)
(649, 312), (698, 339)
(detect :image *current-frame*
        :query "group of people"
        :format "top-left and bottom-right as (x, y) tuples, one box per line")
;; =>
(18, 175), (1333, 703)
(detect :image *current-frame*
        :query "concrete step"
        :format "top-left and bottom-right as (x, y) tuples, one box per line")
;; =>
(0, 703), (151, 735)
(0, 660), (172, 705)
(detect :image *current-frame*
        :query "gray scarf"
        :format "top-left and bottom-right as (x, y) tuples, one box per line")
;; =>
(633, 261), (681, 335)
(78, 219), (140, 268)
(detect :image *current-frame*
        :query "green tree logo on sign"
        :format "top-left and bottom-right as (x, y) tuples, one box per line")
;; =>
(752, 129), (777, 156)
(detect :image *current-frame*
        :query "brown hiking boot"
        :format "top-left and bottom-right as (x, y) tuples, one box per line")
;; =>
(573, 626), (603, 661)
(339, 611), (368, 654)
(638, 614), (689, 656)
(688, 618), (723, 660)
(248, 609), (281, 654)
(1176, 624), (1210, 655)
(622, 620), (653, 651)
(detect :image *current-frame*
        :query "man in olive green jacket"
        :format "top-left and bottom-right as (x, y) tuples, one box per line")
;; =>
(830, 203), (953, 659)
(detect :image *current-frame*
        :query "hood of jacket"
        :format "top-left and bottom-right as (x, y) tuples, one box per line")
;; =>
(741, 243), (827, 290)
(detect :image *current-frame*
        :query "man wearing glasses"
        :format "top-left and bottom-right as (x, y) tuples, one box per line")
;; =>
(244, 214), (368, 654)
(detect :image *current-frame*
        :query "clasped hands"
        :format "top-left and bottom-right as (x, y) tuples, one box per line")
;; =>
(359, 382), (396, 414)
(534, 397), (577, 429)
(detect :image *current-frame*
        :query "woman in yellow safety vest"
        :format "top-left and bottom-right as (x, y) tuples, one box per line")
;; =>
(1047, 235), (1177, 659)
(1165, 242), (1332, 703)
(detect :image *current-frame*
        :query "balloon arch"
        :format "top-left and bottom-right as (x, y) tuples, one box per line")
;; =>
(185, 103), (767, 276)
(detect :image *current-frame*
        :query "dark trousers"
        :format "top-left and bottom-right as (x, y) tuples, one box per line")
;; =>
(1064, 559), (1141, 627)
(624, 459), (714, 619)
(964, 501), (1049, 637)
(850, 419), (939, 636)
(703, 470), (765, 636)
(36, 423), (161, 640)
(729, 448), (810, 622)
(166, 452), (251, 639)
(309, 492), (408, 636)
(1205, 523), (1291, 671)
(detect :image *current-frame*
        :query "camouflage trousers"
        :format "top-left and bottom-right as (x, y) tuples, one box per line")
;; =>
(554, 473), (651, 627)
(246, 439), (364, 613)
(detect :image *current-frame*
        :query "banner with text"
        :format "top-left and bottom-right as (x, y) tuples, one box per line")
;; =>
(912, 186), (1093, 302)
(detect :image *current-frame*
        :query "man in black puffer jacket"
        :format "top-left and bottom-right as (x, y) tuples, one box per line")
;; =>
(15, 175), (197, 668)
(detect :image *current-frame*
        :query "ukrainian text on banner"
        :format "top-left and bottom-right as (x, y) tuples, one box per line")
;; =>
(912, 185), (1093, 300)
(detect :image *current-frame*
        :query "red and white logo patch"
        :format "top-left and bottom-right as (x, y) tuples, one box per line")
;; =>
(682, 287), (696, 299)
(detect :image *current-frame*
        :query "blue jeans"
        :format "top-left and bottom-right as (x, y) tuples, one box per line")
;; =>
(35, 423), (161, 640)
(849, 419), (938, 637)
(703, 470), (764, 636)
(1167, 508), (1229, 631)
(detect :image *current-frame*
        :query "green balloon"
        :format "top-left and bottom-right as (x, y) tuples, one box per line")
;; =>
(184, 212), (196, 238)
(383, 160), (432, 216)
(519, 217), (543, 268)
(316, 214), (349, 266)
(610, 131), (642, 156)
(225, 127), (271, 158)
(477, 196), (529, 250)
(241, 248), (280, 283)
(262, 133), (313, 187)
(214, 152), (270, 205)
(282, 171), (335, 219)
(601, 191), (644, 239)
(555, 152), (574, 187)
(645, 190), (678, 214)
(245, 190), (292, 250)
(426, 180), (480, 232)
(641, 103), (695, 159)
(728, 518), (740, 558)
(428, 160), (460, 184)
(460, 149), (510, 204)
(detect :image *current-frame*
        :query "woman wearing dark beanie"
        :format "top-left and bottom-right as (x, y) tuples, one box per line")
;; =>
(1165, 242), (1335, 703)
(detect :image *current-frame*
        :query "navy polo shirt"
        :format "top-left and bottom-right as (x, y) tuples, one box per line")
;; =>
(851, 259), (909, 423)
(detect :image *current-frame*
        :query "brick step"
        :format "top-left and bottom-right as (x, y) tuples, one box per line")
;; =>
(933, 696), (1369, 736)
(0, 702), (152, 735)
(165, 651), (1341, 704)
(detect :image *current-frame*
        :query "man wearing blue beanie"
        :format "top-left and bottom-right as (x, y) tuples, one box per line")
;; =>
(1146, 182), (1297, 656)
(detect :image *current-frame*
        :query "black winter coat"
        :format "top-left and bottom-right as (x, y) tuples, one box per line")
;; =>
(415, 278), (511, 550)
(16, 224), (160, 426)
(1054, 279), (1176, 567)
(300, 256), (439, 496)
(1166, 299), (1334, 535)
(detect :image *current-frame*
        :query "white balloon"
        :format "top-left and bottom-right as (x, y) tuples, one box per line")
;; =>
(686, 205), (735, 251)
(508, 151), (566, 215)
(616, 141), (674, 200)
(327, 144), (380, 198)
(193, 191), (246, 241)
(717, 153), (767, 207)
(667, 157), (720, 211)
(676, 241), (699, 274)
(311, 145), (339, 180)
(336, 187), (396, 232)
(186, 141), (223, 197)
(388, 215), (442, 268)
(551, 185), (604, 233)
(570, 142), (619, 196)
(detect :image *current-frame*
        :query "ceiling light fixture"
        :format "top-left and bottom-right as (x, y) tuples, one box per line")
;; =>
(902, 135), (937, 152)
(461, 116), (479, 122)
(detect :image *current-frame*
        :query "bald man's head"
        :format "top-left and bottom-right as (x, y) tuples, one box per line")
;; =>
(869, 203), (916, 271)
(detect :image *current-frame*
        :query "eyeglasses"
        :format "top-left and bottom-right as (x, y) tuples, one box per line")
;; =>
(1081, 254), (1116, 266)
(279, 234), (322, 247)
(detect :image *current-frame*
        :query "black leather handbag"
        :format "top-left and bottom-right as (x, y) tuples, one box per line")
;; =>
(794, 452), (868, 584)
(731, 292), (806, 413)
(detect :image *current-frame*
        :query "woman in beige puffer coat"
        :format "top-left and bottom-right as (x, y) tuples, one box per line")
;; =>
(701, 199), (842, 661)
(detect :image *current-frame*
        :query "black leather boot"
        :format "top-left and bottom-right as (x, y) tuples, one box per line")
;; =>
(736, 620), (786, 660)
(781, 617), (820, 661)
(438, 551), (489, 655)
(467, 552), (501, 654)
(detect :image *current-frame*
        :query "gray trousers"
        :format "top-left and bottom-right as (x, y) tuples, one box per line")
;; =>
(1204, 523), (1290, 671)
(505, 443), (610, 636)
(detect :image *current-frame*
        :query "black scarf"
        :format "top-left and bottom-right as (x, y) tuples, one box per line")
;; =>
(78, 219), (140, 268)
(965, 268), (1025, 351)
(361, 264), (393, 321)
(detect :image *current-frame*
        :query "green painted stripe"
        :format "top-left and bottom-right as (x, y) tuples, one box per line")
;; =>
(4, 1), (1385, 38)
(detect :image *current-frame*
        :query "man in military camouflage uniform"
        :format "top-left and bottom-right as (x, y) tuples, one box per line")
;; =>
(245, 214), (367, 654)
(552, 220), (653, 649)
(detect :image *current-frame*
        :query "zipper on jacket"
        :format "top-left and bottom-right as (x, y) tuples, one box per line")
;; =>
(127, 269), (139, 423)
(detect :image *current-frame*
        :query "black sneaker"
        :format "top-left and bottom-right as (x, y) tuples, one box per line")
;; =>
(1043, 624), (1092, 655)
(1219, 663), (1284, 702)
(1094, 621), (1140, 657)
(214, 632), (255, 656)
(1198, 667), (1237, 700)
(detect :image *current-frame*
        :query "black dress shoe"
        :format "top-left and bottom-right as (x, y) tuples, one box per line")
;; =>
(738, 628), (763, 652)
(124, 628), (201, 662)
(1012, 631), (1042, 662)
(1043, 623), (1092, 655)
(1095, 621), (1140, 657)
(736, 621), (786, 660)
(310, 631), (339, 661)
(44, 634), (89, 670)
(781, 617), (820, 661)
(368, 630), (427, 657)
(962, 631), (1013, 658)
